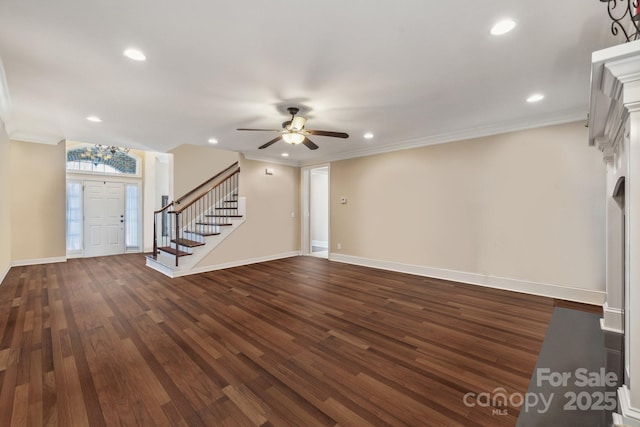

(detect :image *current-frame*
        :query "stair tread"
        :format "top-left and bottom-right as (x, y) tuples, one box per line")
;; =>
(171, 238), (205, 248)
(215, 207), (238, 210)
(205, 214), (243, 218)
(158, 247), (192, 257)
(195, 222), (233, 226)
(185, 230), (221, 236)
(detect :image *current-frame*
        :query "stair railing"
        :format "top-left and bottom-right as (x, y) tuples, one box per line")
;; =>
(152, 162), (240, 266)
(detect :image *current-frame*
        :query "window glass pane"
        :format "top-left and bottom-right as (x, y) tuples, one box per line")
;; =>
(125, 184), (139, 249)
(66, 147), (138, 175)
(66, 182), (83, 251)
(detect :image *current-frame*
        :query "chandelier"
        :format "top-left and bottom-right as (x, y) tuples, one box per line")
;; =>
(80, 144), (130, 165)
(600, 0), (640, 42)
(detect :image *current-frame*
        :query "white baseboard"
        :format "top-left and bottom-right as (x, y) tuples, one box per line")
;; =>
(618, 386), (640, 425)
(329, 253), (606, 305)
(0, 262), (10, 285)
(11, 256), (67, 267)
(147, 251), (302, 278)
(601, 302), (624, 333)
(311, 240), (328, 249)
(66, 252), (84, 259)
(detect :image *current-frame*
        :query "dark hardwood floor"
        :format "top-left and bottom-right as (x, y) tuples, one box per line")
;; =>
(0, 254), (561, 426)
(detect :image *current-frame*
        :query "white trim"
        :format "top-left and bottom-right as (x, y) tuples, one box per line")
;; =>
(619, 385), (640, 425)
(242, 152), (299, 167)
(0, 57), (11, 123)
(311, 240), (329, 249)
(11, 256), (67, 267)
(301, 164), (330, 256)
(238, 110), (585, 167)
(10, 132), (64, 145)
(0, 263), (10, 285)
(600, 318), (625, 334)
(298, 109), (585, 167)
(146, 251), (301, 278)
(66, 252), (85, 259)
(613, 411), (640, 427)
(329, 253), (606, 305)
(601, 302), (625, 334)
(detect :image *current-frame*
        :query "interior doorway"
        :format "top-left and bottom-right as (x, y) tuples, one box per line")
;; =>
(302, 165), (329, 258)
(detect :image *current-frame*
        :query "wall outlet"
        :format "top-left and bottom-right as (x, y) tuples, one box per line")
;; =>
(337, 243), (342, 250)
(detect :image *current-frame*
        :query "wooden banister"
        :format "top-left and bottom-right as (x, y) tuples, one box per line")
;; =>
(152, 161), (240, 267)
(174, 169), (239, 214)
(175, 161), (239, 205)
(154, 201), (174, 215)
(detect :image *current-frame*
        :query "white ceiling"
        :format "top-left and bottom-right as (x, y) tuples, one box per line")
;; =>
(0, 1), (618, 165)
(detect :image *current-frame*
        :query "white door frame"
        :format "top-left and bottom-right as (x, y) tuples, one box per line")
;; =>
(301, 163), (330, 256)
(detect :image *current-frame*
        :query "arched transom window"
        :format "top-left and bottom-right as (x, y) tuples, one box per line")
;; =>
(67, 146), (138, 175)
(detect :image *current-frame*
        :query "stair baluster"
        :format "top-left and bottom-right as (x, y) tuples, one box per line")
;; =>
(151, 162), (240, 266)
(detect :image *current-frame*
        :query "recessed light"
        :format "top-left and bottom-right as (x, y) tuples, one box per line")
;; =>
(526, 93), (545, 103)
(363, 132), (374, 139)
(490, 19), (516, 36)
(123, 48), (146, 61)
(208, 138), (218, 144)
(281, 153), (289, 157)
(86, 115), (102, 122)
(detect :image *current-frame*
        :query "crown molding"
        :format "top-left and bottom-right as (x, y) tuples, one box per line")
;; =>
(241, 151), (300, 167)
(9, 130), (65, 145)
(243, 109), (586, 168)
(0, 57), (11, 124)
(299, 108), (587, 167)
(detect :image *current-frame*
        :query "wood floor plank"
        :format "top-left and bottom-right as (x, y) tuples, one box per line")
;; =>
(28, 348), (43, 427)
(0, 254), (569, 426)
(10, 382), (29, 426)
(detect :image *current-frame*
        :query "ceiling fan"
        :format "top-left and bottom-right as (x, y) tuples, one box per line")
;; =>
(237, 107), (349, 150)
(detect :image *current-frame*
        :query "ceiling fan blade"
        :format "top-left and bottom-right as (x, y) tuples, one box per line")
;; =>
(305, 130), (349, 138)
(302, 137), (319, 150)
(258, 136), (282, 149)
(237, 128), (282, 132)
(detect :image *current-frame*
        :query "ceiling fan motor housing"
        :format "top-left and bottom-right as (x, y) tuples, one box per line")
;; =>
(237, 105), (347, 151)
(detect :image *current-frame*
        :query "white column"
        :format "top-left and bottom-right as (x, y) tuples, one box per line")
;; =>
(622, 109), (640, 415)
(604, 163), (625, 333)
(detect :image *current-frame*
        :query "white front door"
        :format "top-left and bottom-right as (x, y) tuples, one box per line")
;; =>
(84, 181), (125, 257)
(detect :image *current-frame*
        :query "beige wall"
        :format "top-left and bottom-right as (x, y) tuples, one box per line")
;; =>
(196, 156), (300, 266)
(170, 144), (239, 197)
(0, 123), (10, 279)
(331, 121), (605, 293)
(10, 140), (66, 262)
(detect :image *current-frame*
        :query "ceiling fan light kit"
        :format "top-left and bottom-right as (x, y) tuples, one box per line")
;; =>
(282, 132), (305, 144)
(237, 106), (349, 151)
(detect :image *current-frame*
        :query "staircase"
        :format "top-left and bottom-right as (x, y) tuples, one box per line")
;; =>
(146, 162), (245, 277)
